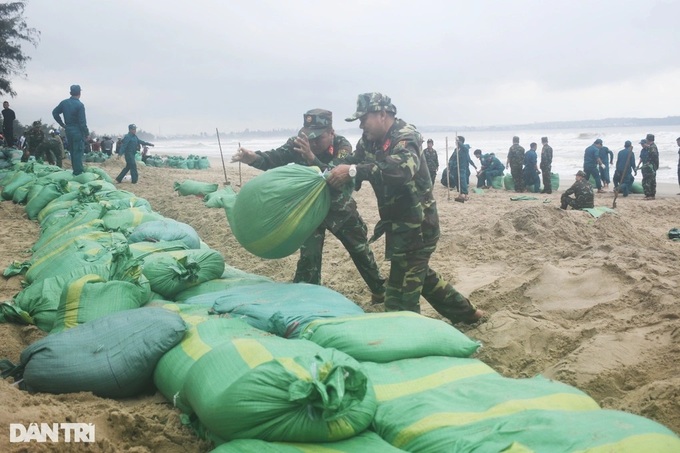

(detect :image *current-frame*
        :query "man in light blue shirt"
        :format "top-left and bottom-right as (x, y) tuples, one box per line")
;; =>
(52, 85), (88, 175)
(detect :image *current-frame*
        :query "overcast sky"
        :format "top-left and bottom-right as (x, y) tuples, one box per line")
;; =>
(7, 0), (680, 136)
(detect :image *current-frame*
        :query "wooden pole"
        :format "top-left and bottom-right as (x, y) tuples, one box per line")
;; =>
(215, 128), (229, 186)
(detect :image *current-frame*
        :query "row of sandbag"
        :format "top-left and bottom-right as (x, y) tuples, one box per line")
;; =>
(0, 162), (226, 333)
(149, 287), (680, 452)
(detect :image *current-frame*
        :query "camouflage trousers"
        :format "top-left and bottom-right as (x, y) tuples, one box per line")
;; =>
(541, 165), (552, 192)
(385, 248), (477, 324)
(293, 219), (385, 294)
(641, 164), (656, 197)
(510, 165), (525, 192)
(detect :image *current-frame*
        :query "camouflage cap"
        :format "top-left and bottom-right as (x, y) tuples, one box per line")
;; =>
(575, 170), (587, 177)
(300, 109), (332, 140)
(345, 93), (397, 122)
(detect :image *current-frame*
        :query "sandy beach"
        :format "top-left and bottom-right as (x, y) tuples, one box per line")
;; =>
(1, 156), (679, 452)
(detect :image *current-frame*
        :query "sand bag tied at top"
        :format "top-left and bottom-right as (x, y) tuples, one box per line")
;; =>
(223, 164), (331, 259)
(182, 336), (377, 444)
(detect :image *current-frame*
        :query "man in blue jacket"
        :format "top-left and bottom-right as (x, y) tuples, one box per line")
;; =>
(583, 139), (604, 193)
(52, 85), (89, 175)
(613, 140), (636, 197)
(115, 124), (154, 184)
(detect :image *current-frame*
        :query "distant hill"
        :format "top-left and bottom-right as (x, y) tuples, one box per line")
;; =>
(411, 116), (680, 133)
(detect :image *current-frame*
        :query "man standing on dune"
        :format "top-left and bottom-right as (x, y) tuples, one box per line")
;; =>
(583, 139), (604, 193)
(327, 93), (484, 325)
(52, 84), (88, 175)
(640, 134), (659, 200)
(540, 137), (553, 194)
(506, 136), (525, 192)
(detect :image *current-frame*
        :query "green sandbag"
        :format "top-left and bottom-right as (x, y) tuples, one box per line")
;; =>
(183, 336), (377, 443)
(211, 282), (364, 338)
(175, 266), (273, 304)
(51, 272), (151, 334)
(13, 276), (67, 332)
(211, 431), (405, 453)
(36, 192), (80, 223)
(551, 172), (560, 190)
(173, 180), (219, 196)
(128, 240), (189, 260)
(82, 166), (113, 183)
(491, 175), (504, 189)
(25, 183), (63, 220)
(98, 196), (152, 212)
(101, 207), (165, 232)
(300, 311), (480, 362)
(503, 173), (515, 190)
(1, 171), (35, 200)
(203, 187), (233, 208)
(128, 219), (201, 249)
(12, 183), (32, 204)
(26, 183), (45, 204)
(631, 181), (644, 194)
(20, 307), (186, 398)
(72, 172), (100, 184)
(154, 317), (269, 414)
(141, 248), (225, 299)
(224, 165), (331, 259)
(149, 301), (214, 324)
(363, 356), (680, 452)
(32, 219), (106, 254)
(196, 157), (210, 169)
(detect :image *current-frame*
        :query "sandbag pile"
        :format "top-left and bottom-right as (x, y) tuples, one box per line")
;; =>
(1, 162), (679, 452)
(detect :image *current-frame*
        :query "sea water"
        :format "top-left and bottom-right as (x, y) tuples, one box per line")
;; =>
(154, 124), (680, 184)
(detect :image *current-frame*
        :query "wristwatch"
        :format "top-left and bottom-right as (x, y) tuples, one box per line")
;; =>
(348, 165), (357, 178)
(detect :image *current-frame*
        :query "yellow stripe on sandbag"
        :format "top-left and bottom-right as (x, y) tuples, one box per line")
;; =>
(158, 303), (206, 327)
(276, 357), (313, 381)
(572, 433), (680, 453)
(30, 231), (111, 271)
(246, 177), (327, 255)
(374, 362), (496, 402)
(232, 338), (275, 369)
(180, 326), (213, 361)
(393, 395), (601, 448)
(326, 418), (356, 443)
(62, 275), (104, 330)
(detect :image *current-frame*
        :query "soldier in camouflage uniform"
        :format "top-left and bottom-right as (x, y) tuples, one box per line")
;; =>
(540, 136), (553, 194)
(232, 109), (386, 302)
(640, 133), (659, 200)
(561, 170), (594, 210)
(505, 136), (525, 192)
(423, 139), (439, 184)
(23, 120), (45, 163)
(36, 131), (63, 167)
(327, 93), (484, 325)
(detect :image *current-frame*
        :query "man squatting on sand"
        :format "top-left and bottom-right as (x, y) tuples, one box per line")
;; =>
(327, 93), (484, 325)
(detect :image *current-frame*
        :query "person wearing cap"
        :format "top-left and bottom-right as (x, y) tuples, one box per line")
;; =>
(232, 109), (386, 303)
(583, 139), (604, 193)
(326, 93), (485, 325)
(2, 101), (16, 147)
(613, 140), (636, 197)
(115, 124), (154, 184)
(598, 144), (614, 189)
(52, 84), (89, 175)
(423, 139), (439, 184)
(638, 134), (659, 200)
(561, 170), (594, 210)
(506, 136), (525, 192)
(540, 137), (553, 194)
(522, 142), (540, 193)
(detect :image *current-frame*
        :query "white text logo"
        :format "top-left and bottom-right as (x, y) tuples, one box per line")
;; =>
(9, 423), (95, 443)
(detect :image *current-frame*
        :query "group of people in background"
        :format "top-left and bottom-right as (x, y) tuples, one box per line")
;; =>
(2, 84), (153, 182)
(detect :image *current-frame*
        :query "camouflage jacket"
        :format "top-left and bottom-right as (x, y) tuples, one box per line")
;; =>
(645, 143), (659, 171)
(423, 147), (439, 174)
(343, 118), (439, 257)
(25, 126), (45, 152)
(540, 144), (553, 168)
(563, 179), (594, 209)
(507, 144), (525, 167)
(37, 137), (63, 158)
(251, 135), (355, 233)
